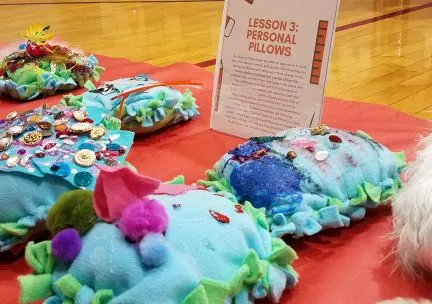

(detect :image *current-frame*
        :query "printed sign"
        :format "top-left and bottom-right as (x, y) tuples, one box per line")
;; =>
(211, 0), (340, 138)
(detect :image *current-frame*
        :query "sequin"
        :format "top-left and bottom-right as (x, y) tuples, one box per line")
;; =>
(0, 136), (12, 152)
(74, 171), (93, 187)
(90, 125), (106, 140)
(311, 124), (328, 136)
(209, 210), (230, 223)
(329, 135), (342, 143)
(82, 118), (94, 124)
(73, 111), (86, 122)
(1, 154), (9, 160)
(70, 122), (92, 134)
(21, 131), (43, 146)
(172, 203), (181, 209)
(7, 125), (24, 137)
(74, 149), (96, 167)
(35, 152), (45, 158)
(95, 151), (104, 160)
(41, 130), (53, 138)
(315, 150), (329, 161)
(50, 162), (71, 177)
(6, 111), (17, 120)
(104, 158), (121, 167)
(306, 146), (315, 152)
(106, 143), (121, 151)
(38, 121), (52, 130)
(79, 143), (95, 151)
(287, 151), (297, 160)
(6, 155), (19, 167)
(17, 149), (26, 155)
(62, 139), (75, 145)
(25, 125), (37, 132)
(27, 115), (41, 123)
(118, 147), (126, 155)
(235, 205), (244, 213)
(43, 143), (56, 150)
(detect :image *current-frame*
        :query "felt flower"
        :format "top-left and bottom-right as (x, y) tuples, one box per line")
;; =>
(93, 165), (160, 222)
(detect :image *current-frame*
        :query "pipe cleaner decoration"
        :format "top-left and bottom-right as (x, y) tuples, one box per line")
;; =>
(200, 125), (406, 238)
(59, 75), (200, 135)
(18, 166), (298, 304)
(0, 24), (104, 101)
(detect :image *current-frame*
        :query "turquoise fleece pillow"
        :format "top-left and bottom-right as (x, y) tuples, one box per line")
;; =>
(60, 75), (199, 135)
(18, 168), (298, 304)
(0, 105), (134, 251)
(200, 125), (406, 238)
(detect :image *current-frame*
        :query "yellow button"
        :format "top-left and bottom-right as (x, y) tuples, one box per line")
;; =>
(74, 149), (96, 167)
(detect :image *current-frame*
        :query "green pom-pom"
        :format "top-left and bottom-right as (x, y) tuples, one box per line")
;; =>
(46, 190), (96, 236)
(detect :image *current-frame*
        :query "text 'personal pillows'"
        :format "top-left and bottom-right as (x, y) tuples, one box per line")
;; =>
(18, 166), (298, 304)
(60, 75), (200, 136)
(200, 125), (406, 238)
(0, 104), (134, 251)
(0, 24), (103, 101)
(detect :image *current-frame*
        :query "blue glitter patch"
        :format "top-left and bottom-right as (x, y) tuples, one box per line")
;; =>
(78, 143), (95, 151)
(50, 162), (71, 177)
(74, 171), (93, 187)
(25, 125), (37, 132)
(230, 156), (303, 209)
(106, 143), (121, 151)
(228, 141), (267, 158)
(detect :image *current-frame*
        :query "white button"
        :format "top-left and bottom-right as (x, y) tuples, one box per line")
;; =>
(315, 150), (329, 161)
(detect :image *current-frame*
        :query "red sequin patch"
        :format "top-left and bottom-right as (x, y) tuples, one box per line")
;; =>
(209, 210), (230, 223)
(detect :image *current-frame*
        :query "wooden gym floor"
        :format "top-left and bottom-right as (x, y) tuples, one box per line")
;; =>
(0, 0), (431, 119)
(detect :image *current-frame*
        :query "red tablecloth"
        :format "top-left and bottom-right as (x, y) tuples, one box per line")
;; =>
(0, 56), (431, 304)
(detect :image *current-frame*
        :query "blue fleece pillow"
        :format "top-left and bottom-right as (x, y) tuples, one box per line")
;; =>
(0, 105), (134, 251)
(19, 188), (298, 304)
(60, 75), (199, 135)
(200, 125), (407, 238)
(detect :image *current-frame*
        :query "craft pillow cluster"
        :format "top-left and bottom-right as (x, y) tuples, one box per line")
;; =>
(0, 105), (134, 252)
(60, 76), (200, 135)
(0, 25), (103, 101)
(200, 125), (406, 238)
(18, 166), (299, 304)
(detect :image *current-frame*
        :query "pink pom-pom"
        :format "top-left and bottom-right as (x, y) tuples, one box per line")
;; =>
(118, 199), (168, 242)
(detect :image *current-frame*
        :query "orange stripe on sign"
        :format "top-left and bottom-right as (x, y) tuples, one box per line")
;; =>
(310, 20), (329, 85)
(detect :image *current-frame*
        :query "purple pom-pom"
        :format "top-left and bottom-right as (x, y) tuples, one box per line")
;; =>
(118, 199), (168, 242)
(52, 228), (81, 262)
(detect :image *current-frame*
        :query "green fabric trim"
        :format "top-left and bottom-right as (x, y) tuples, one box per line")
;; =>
(243, 202), (269, 231)
(102, 116), (122, 131)
(269, 238), (297, 266)
(228, 264), (249, 297)
(350, 185), (367, 206)
(84, 80), (97, 91)
(0, 222), (28, 236)
(91, 289), (114, 304)
(18, 274), (53, 304)
(25, 241), (55, 275)
(55, 274), (82, 299)
(363, 182), (381, 204)
(327, 197), (344, 212)
(182, 284), (209, 304)
(166, 175), (185, 185)
(381, 179), (399, 202)
(259, 260), (270, 290)
(243, 250), (263, 284)
(180, 89), (196, 110)
(393, 151), (407, 170)
(356, 130), (372, 139)
(60, 94), (84, 108)
(200, 279), (230, 303)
